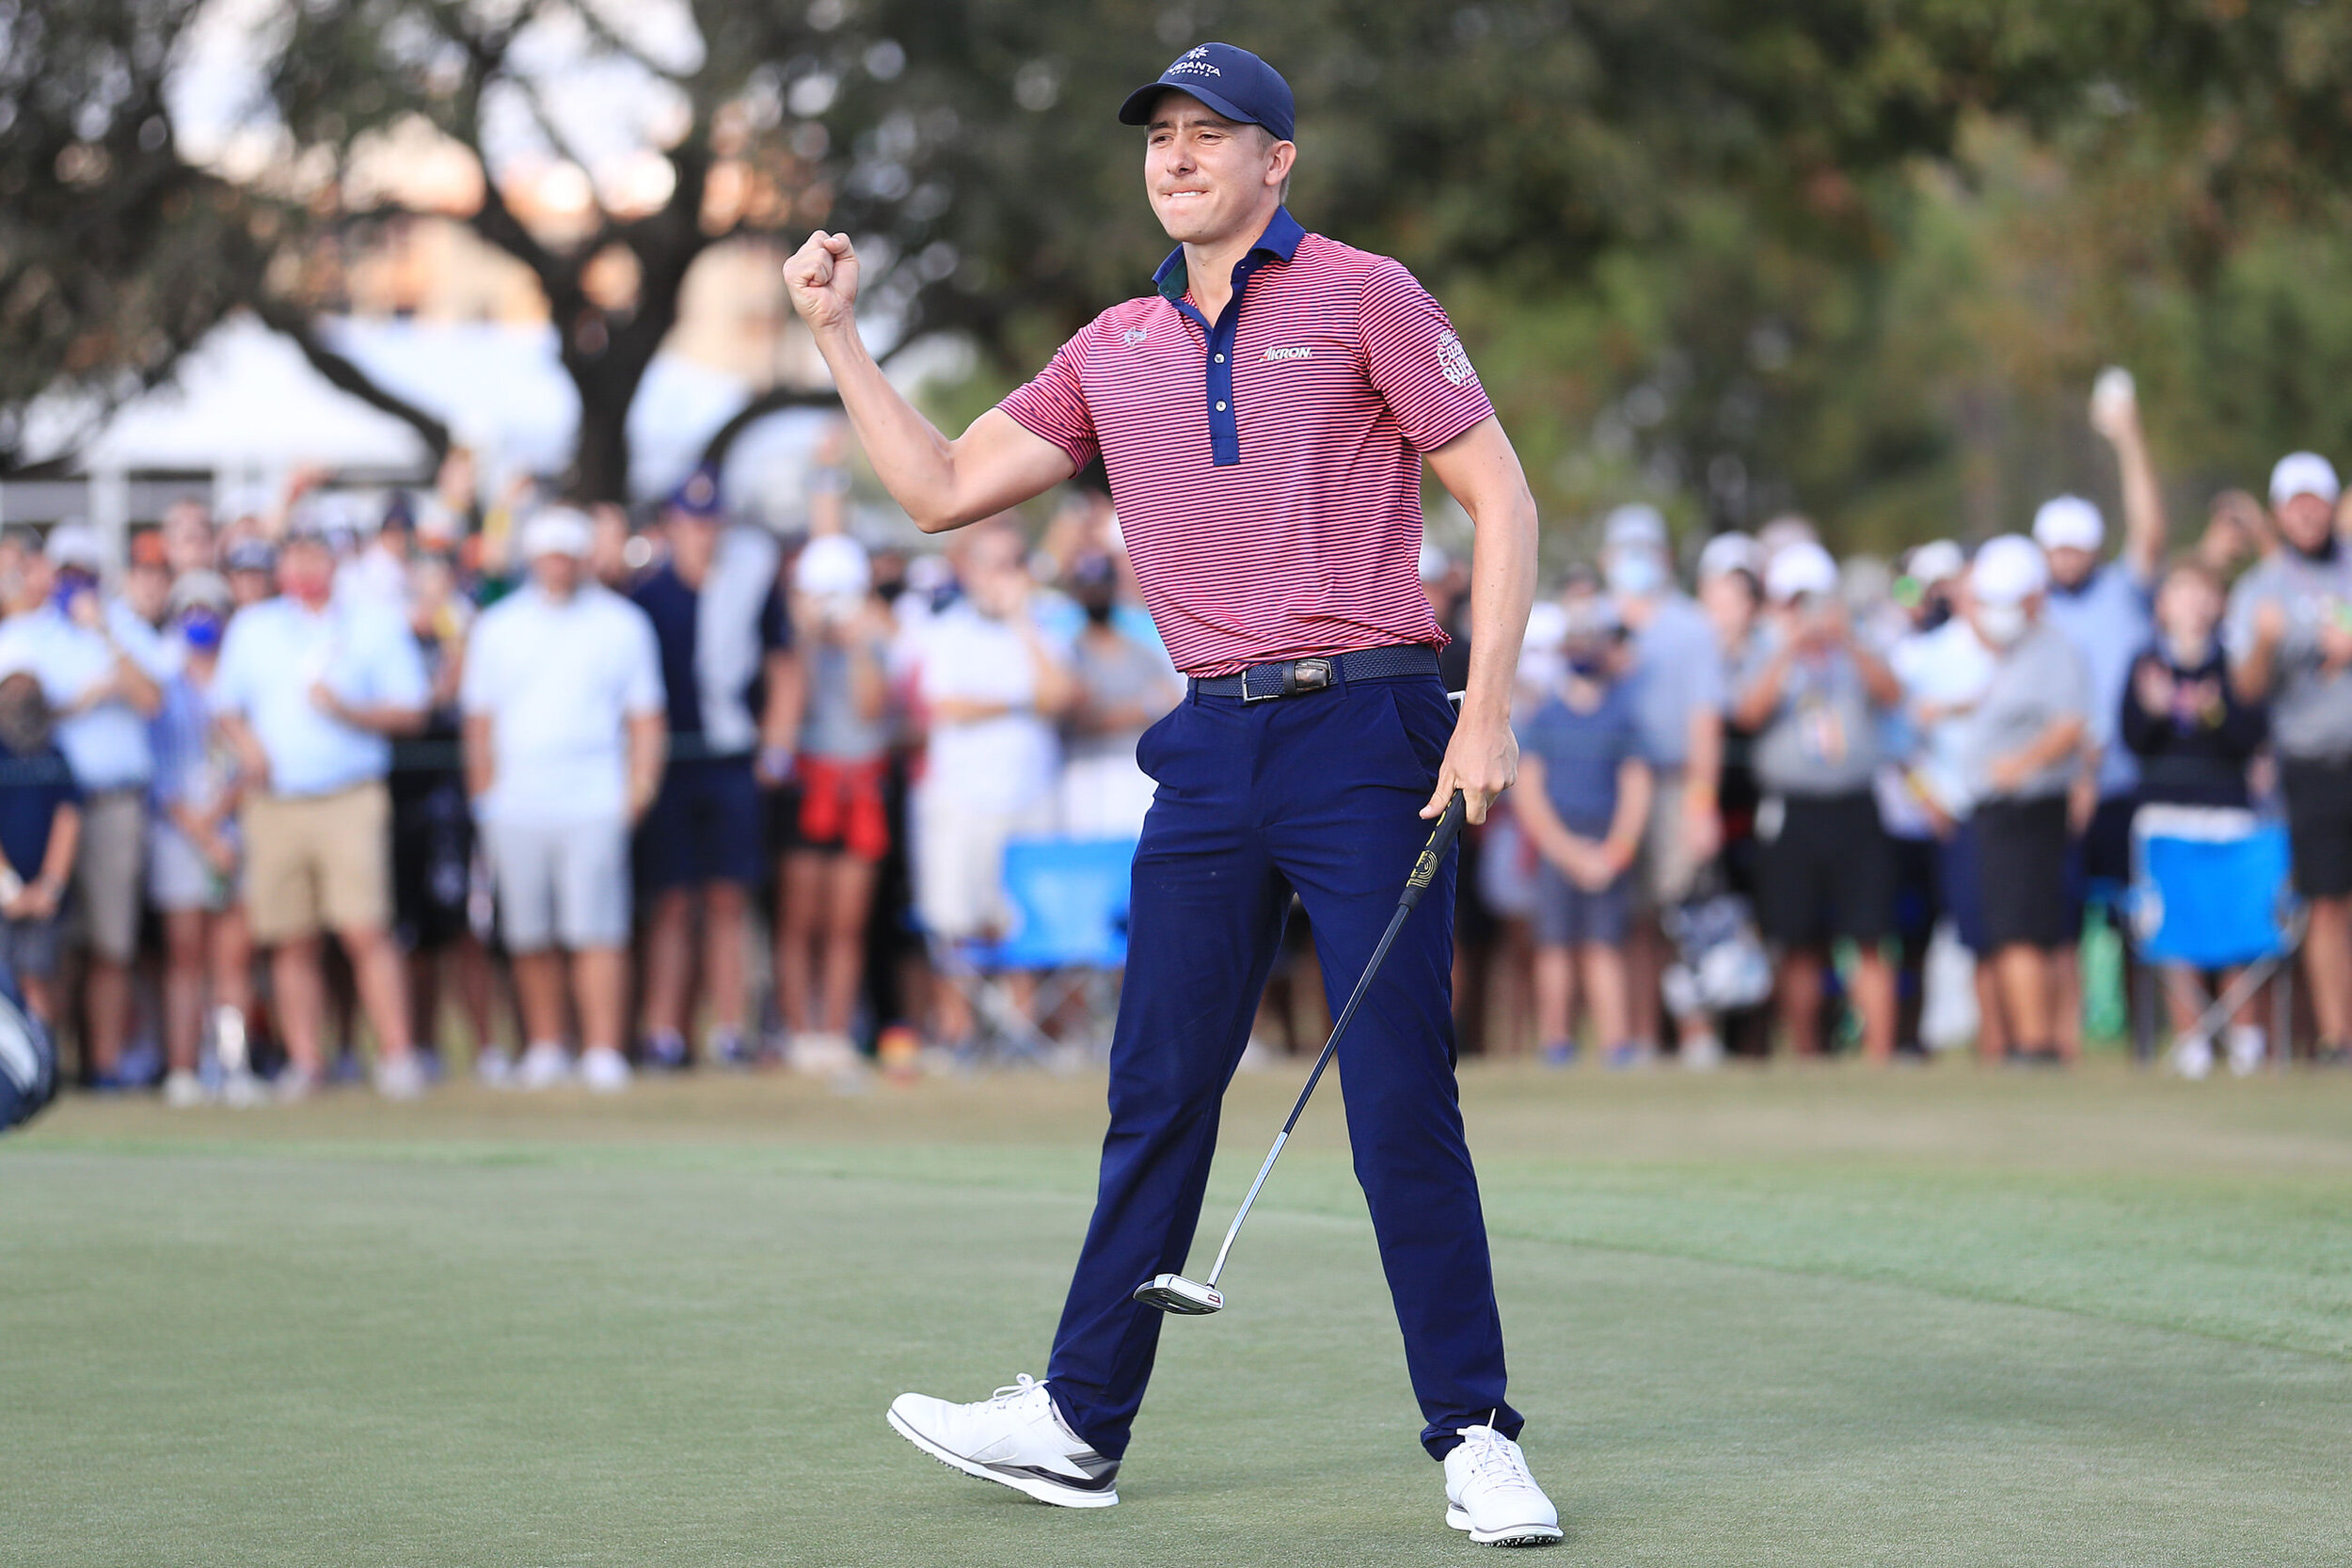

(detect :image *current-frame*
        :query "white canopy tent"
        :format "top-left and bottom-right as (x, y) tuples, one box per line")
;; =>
(15, 311), (835, 554)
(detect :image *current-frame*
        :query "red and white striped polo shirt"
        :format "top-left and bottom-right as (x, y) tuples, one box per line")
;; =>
(998, 208), (1494, 677)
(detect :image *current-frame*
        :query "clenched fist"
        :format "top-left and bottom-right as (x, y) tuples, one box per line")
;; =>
(784, 230), (861, 334)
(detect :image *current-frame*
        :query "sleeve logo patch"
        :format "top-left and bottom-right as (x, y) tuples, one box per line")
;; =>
(1121, 326), (1150, 347)
(1437, 331), (1476, 387)
(1263, 345), (1312, 361)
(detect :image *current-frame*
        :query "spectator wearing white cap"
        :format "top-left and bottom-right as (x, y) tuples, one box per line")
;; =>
(1877, 539), (1983, 1054)
(462, 507), (667, 1092)
(1960, 535), (2090, 1065)
(1599, 504), (1726, 1060)
(213, 517), (432, 1100)
(1883, 539), (2009, 1051)
(774, 531), (898, 1072)
(1732, 539), (1903, 1060)
(0, 523), (173, 1089)
(2229, 451), (2352, 1063)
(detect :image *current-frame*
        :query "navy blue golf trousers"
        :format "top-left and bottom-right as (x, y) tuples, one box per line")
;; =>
(1044, 669), (1522, 1462)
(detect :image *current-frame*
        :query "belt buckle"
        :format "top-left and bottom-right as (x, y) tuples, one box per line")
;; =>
(1239, 661), (1286, 703)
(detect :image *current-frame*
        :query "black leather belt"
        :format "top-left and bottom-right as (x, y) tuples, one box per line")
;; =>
(1189, 643), (1440, 702)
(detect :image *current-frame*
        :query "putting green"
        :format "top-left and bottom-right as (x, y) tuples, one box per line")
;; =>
(4, 1061), (2348, 1566)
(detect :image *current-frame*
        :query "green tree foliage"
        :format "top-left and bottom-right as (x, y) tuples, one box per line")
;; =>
(5, 0), (2348, 533)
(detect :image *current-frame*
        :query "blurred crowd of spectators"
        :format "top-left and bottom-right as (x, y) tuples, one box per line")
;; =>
(10, 377), (2350, 1102)
(1486, 377), (2352, 1078)
(0, 428), (1177, 1101)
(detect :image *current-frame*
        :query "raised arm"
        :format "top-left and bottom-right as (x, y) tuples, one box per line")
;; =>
(2091, 379), (2168, 582)
(1422, 416), (1539, 825)
(785, 232), (1075, 531)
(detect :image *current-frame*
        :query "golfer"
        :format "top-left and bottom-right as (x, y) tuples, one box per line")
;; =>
(784, 42), (1555, 1546)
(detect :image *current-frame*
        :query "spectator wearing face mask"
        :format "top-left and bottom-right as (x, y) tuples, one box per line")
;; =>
(1887, 540), (2008, 1058)
(1513, 594), (1654, 1069)
(1057, 554), (1179, 839)
(0, 523), (172, 1090)
(2230, 452), (2352, 1066)
(1961, 535), (2090, 1066)
(1599, 504), (1726, 1064)
(211, 518), (432, 1100)
(774, 532), (896, 1072)
(146, 571), (256, 1108)
(1732, 541), (1903, 1061)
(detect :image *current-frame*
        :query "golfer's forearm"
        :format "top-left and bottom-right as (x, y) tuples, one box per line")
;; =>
(812, 326), (997, 532)
(1459, 495), (1536, 733)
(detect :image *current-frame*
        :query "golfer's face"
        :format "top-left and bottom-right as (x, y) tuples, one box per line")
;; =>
(1145, 95), (1283, 244)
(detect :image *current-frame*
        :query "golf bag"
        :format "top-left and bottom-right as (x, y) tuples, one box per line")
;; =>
(0, 967), (57, 1132)
(1661, 874), (1773, 1020)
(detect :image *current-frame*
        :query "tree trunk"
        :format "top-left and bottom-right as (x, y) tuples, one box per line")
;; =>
(569, 366), (635, 503)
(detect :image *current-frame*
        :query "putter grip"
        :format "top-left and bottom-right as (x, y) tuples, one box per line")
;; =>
(1399, 791), (1468, 911)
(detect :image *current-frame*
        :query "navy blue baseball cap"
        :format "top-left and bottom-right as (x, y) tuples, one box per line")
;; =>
(665, 464), (723, 520)
(1119, 43), (1295, 143)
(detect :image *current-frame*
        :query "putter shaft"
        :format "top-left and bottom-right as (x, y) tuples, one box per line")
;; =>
(1189, 790), (1468, 1294)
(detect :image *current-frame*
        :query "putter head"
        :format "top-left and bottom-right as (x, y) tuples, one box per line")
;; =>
(1132, 1273), (1224, 1315)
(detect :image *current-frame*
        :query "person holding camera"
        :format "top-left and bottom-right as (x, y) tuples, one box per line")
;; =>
(1731, 540), (1904, 1060)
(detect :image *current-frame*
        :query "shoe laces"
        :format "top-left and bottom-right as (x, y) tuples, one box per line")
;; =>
(987, 1373), (1047, 1409)
(1455, 1424), (1539, 1493)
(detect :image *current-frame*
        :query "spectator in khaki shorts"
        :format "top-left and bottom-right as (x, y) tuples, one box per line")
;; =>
(0, 524), (171, 1089)
(212, 519), (432, 1100)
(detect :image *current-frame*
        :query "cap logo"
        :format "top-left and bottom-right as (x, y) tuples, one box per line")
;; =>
(1437, 330), (1476, 387)
(1166, 46), (1221, 79)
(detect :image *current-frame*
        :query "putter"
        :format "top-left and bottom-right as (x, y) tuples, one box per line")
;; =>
(1134, 787), (1470, 1315)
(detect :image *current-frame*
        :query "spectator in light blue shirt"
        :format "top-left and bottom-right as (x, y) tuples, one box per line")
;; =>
(0, 523), (171, 1088)
(213, 522), (431, 1101)
(462, 508), (667, 1093)
(2031, 377), (2168, 1053)
(1599, 504), (1726, 1061)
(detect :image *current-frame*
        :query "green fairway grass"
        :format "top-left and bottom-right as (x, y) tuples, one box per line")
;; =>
(5, 1061), (2349, 1566)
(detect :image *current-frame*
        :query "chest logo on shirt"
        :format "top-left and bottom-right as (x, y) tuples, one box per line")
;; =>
(1263, 345), (1312, 361)
(1121, 327), (1149, 347)
(1437, 330), (1476, 387)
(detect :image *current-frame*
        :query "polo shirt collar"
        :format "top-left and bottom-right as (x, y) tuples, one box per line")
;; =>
(1153, 206), (1304, 303)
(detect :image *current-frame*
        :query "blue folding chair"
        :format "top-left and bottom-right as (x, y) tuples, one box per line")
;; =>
(929, 836), (1135, 1065)
(2126, 806), (2301, 1069)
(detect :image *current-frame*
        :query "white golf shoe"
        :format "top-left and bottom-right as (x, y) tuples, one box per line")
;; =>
(1444, 1423), (1563, 1546)
(886, 1373), (1120, 1508)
